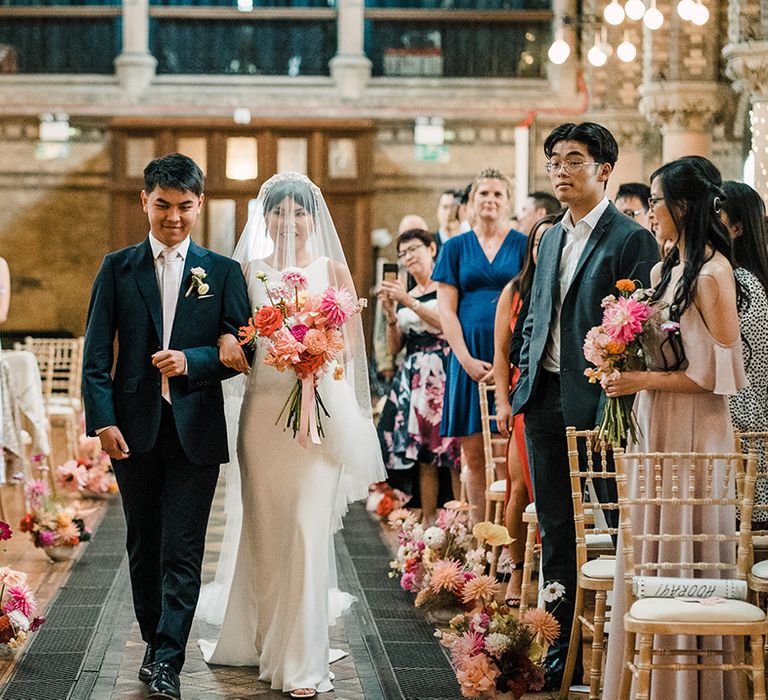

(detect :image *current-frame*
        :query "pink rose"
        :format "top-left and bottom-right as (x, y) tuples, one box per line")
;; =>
(455, 652), (500, 697)
(290, 324), (309, 343)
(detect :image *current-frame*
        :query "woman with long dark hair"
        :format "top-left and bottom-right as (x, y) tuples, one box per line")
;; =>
(721, 180), (768, 525)
(493, 213), (559, 605)
(602, 157), (746, 699)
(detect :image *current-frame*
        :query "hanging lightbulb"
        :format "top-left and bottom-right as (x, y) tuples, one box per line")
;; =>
(690, 0), (709, 24)
(643, 0), (664, 28)
(625, 0), (646, 21)
(616, 31), (637, 61)
(548, 28), (571, 65)
(677, 0), (695, 20)
(604, 0), (626, 25)
(588, 35), (609, 67)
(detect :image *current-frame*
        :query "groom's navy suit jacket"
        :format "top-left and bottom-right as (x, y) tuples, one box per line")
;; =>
(83, 238), (251, 465)
(512, 202), (659, 427)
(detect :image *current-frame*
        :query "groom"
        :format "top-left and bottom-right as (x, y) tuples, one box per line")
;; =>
(83, 153), (250, 699)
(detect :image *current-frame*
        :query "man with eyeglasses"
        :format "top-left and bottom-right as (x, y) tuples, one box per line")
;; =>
(615, 181), (652, 230)
(511, 122), (658, 691)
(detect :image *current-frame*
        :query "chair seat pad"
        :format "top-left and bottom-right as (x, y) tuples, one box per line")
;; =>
(489, 479), (506, 494)
(585, 533), (613, 549)
(751, 559), (768, 580)
(581, 557), (616, 579)
(629, 597), (766, 623)
(525, 502), (536, 514)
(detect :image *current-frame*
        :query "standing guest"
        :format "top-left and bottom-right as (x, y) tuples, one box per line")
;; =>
(516, 191), (560, 235)
(372, 214), (430, 384)
(615, 181), (652, 230)
(435, 189), (462, 250)
(602, 157), (745, 700)
(511, 123), (658, 687)
(377, 229), (462, 525)
(433, 167), (527, 524)
(721, 180), (768, 525)
(82, 153), (251, 700)
(493, 213), (559, 606)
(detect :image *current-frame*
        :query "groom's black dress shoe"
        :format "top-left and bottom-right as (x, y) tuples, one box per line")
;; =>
(147, 662), (181, 699)
(138, 643), (155, 683)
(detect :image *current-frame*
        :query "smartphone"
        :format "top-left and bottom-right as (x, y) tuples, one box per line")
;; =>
(382, 263), (399, 283)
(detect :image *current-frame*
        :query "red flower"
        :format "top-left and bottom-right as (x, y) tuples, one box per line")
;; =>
(0, 522), (11, 541)
(254, 306), (284, 337)
(376, 493), (394, 517)
(294, 352), (326, 378)
(18, 514), (34, 533)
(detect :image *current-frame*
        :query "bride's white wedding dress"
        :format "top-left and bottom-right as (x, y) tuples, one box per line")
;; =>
(199, 257), (382, 693)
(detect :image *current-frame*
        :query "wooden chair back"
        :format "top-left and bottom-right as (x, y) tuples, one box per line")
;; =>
(566, 426), (619, 571)
(615, 450), (757, 605)
(477, 381), (507, 493)
(14, 337), (84, 403)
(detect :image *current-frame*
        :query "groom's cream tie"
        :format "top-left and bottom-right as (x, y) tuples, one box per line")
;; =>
(160, 247), (182, 403)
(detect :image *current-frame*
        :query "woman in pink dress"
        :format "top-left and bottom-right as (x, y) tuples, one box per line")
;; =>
(601, 156), (746, 699)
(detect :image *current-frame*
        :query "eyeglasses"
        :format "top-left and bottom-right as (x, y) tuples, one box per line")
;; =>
(647, 196), (665, 209)
(545, 160), (601, 175)
(621, 209), (645, 220)
(397, 244), (426, 260)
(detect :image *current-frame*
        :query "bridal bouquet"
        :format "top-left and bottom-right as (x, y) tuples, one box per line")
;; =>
(238, 267), (367, 447)
(583, 279), (661, 447)
(55, 435), (118, 498)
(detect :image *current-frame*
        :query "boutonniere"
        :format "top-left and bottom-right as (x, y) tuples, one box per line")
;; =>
(186, 267), (210, 298)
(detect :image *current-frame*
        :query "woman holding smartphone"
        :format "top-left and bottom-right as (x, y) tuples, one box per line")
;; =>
(376, 228), (461, 525)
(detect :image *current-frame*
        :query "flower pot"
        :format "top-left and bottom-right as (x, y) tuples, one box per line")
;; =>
(42, 545), (76, 562)
(424, 606), (464, 626)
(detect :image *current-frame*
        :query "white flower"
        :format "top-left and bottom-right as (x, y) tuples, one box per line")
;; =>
(423, 526), (446, 549)
(542, 581), (566, 603)
(7, 610), (30, 633)
(484, 632), (511, 658)
(190, 267), (206, 278)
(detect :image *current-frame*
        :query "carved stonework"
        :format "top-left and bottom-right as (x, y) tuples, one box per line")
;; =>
(638, 81), (727, 131)
(723, 41), (768, 98)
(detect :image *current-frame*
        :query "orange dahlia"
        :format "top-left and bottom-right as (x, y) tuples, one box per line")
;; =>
(522, 607), (561, 646)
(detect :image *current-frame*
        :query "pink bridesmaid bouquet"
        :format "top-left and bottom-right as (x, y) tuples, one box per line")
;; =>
(582, 279), (657, 447)
(238, 267), (366, 447)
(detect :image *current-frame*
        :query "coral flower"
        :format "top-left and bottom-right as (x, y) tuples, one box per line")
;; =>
(523, 607), (562, 646)
(615, 279), (636, 293)
(238, 318), (258, 346)
(272, 328), (305, 365)
(602, 296), (652, 344)
(57, 522), (80, 545)
(294, 352), (326, 378)
(323, 329), (345, 362)
(429, 559), (465, 593)
(461, 575), (501, 604)
(56, 460), (87, 491)
(455, 653), (500, 697)
(450, 630), (486, 667)
(303, 329), (328, 356)
(254, 306), (284, 337)
(320, 286), (356, 327)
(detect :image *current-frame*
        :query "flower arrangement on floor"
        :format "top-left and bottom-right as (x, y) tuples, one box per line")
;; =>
(583, 279), (671, 446)
(0, 521), (45, 656)
(55, 435), (118, 498)
(238, 267), (367, 447)
(366, 482), (410, 520)
(388, 501), (489, 610)
(19, 480), (91, 560)
(436, 580), (564, 698)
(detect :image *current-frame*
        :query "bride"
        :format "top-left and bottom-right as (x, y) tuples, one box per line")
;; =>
(197, 173), (385, 697)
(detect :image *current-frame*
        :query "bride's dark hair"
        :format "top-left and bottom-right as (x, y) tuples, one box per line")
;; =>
(262, 177), (318, 216)
(650, 156), (734, 369)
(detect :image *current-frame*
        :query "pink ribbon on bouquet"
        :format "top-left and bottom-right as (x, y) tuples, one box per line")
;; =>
(298, 376), (322, 448)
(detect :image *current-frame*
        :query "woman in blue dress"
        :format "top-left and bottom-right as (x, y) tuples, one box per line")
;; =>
(432, 168), (527, 523)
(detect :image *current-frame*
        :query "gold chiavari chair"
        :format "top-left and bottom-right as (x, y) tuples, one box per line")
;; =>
(615, 450), (766, 700)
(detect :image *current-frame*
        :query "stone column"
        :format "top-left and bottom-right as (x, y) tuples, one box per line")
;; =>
(329, 0), (371, 100)
(114, 0), (157, 96)
(723, 41), (768, 205)
(638, 81), (725, 161)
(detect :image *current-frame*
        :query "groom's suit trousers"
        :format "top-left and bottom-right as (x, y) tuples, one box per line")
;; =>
(113, 401), (218, 673)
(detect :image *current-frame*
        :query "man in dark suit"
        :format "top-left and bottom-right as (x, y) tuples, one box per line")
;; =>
(83, 153), (251, 699)
(512, 123), (658, 688)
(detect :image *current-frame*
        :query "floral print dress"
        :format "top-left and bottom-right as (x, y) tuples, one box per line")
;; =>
(377, 291), (461, 473)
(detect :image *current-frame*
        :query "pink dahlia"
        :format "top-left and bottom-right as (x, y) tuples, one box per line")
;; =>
(24, 480), (49, 510)
(320, 286), (356, 327)
(281, 267), (309, 291)
(450, 630), (486, 667)
(38, 530), (56, 547)
(56, 460), (88, 491)
(2, 584), (37, 618)
(602, 296), (652, 344)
